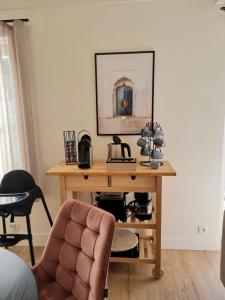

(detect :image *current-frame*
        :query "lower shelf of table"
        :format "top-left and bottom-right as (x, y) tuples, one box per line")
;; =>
(110, 235), (155, 264)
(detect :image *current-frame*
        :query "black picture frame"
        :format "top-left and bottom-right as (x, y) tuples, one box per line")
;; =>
(95, 51), (155, 136)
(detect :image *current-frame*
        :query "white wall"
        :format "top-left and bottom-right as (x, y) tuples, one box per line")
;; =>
(1, 0), (225, 250)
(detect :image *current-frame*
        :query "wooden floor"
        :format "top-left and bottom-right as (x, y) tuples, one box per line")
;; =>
(10, 247), (225, 300)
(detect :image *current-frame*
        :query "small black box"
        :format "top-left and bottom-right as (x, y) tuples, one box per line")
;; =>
(95, 193), (127, 222)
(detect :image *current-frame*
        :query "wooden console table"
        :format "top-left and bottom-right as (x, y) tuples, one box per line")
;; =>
(46, 161), (176, 279)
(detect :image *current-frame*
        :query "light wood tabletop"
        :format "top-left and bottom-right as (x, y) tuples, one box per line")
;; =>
(46, 160), (176, 177)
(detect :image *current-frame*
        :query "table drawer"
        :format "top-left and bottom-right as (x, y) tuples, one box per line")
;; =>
(110, 176), (156, 189)
(66, 176), (108, 190)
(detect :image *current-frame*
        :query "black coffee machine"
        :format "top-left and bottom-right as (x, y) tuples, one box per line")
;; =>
(78, 130), (92, 169)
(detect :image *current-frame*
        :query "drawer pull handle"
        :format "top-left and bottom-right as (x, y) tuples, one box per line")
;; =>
(131, 176), (136, 181)
(84, 175), (88, 180)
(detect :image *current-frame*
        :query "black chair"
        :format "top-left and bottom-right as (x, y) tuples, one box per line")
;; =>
(0, 170), (53, 266)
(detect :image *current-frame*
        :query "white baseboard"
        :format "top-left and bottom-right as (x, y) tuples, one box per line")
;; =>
(162, 236), (221, 251)
(15, 234), (221, 251)
(15, 233), (48, 247)
(33, 233), (48, 246)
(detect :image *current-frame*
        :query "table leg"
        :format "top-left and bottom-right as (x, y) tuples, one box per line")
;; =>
(152, 176), (164, 279)
(59, 176), (66, 204)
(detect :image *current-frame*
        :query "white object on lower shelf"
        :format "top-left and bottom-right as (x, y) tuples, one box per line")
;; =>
(111, 228), (138, 252)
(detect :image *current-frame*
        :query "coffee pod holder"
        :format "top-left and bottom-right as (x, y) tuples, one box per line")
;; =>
(137, 122), (165, 169)
(63, 130), (77, 165)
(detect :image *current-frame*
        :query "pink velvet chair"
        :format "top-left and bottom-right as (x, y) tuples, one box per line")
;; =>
(32, 199), (115, 300)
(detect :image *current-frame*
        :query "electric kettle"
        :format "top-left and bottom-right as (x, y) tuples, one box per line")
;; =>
(108, 135), (131, 160)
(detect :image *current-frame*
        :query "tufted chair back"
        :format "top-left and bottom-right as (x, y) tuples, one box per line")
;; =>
(32, 199), (115, 300)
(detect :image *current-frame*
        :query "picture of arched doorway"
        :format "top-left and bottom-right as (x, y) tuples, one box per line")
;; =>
(113, 77), (134, 117)
(116, 84), (133, 116)
(95, 51), (155, 134)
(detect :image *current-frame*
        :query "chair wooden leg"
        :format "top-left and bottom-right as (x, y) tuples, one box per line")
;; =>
(25, 214), (35, 266)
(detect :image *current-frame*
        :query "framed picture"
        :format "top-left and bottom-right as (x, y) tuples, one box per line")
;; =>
(95, 51), (155, 135)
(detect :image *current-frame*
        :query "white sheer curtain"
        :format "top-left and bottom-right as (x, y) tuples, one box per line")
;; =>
(0, 20), (37, 180)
